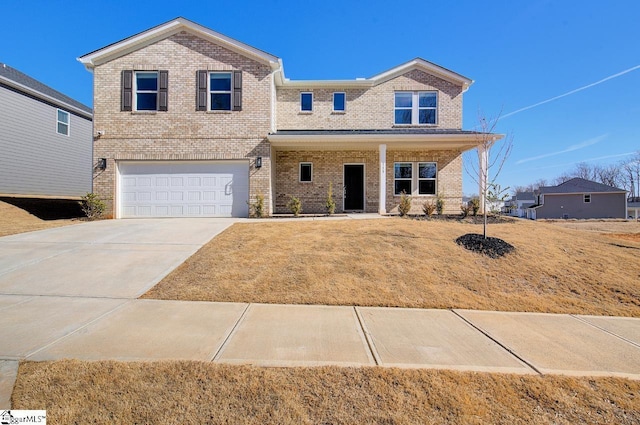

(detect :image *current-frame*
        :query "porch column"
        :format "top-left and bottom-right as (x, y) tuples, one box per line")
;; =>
(379, 144), (387, 214)
(478, 144), (489, 213)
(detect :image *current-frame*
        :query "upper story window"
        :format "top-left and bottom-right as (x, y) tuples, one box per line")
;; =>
(196, 70), (242, 112)
(121, 70), (168, 112)
(300, 92), (313, 112)
(56, 109), (69, 135)
(584, 194), (591, 203)
(135, 72), (158, 111)
(394, 91), (437, 125)
(209, 72), (232, 110)
(333, 92), (346, 112)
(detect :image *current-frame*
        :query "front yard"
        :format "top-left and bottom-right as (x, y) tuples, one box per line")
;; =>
(143, 217), (640, 317)
(10, 216), (640, 422)
(13, 360), (640, 424)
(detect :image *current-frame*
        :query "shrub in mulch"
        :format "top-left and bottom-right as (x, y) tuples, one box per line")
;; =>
(455, 233), (515, 258)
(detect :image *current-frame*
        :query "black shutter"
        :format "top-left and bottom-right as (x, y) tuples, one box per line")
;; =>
(158, 70), (168, 111)
(233, 70), (242, 111)
(196, 70), (208, 111)
(121, 70), (133, 111)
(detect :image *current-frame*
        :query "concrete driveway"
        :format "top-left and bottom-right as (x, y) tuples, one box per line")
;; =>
(0, 218), (237, 298)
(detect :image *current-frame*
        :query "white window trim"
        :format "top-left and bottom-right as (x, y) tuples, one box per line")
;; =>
(134, 71), (158, 112)
(333, 92), (346, 112)
(584, 194), (591, 203)
(56, 109), (69, 136)
(299, 162), (313, 182)
(417, 162), (438, 195)
(209, 71), (233, 111)
(394, 91), (438, 125)
(394, 162), (438, 196)
(393, 162), (413, 195)
(300, 92), (313, 112)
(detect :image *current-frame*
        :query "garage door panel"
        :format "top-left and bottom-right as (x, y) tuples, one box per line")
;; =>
(119, 161), (249, 218)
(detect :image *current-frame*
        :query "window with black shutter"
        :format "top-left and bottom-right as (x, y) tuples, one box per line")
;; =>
(197, 70), (243, 111)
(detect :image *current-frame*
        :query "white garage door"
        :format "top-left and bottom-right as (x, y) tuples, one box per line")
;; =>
(118, 161), (249, 218)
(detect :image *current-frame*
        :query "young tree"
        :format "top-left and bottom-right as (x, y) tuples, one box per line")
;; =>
(464, 112), (513, 238)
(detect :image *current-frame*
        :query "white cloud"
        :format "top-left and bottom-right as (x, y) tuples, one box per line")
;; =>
(515, 134), (608, 165)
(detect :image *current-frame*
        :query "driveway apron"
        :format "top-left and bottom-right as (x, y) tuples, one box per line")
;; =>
(0, 218), (237, 298)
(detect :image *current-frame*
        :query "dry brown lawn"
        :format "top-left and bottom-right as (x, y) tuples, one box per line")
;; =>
(143, 218), (640, 317)
(0, 200), (77, 237)
(13, 360), (640, 424)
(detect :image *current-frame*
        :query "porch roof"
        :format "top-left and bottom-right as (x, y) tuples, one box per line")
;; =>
(267, 129), (502, 151)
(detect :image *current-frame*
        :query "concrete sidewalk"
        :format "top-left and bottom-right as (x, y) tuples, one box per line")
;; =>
(1, 300), (639, 408)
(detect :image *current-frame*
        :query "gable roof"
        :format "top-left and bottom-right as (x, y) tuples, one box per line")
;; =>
(515, 191), (535, 200)
(79, 18), (473, 92)
(0, 63), (92, 118)
(539, 178), (626, 194)
(276, 57), (473, 90)
(78, 17), (281, 70)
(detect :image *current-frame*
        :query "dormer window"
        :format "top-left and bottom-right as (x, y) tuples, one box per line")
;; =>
(394, 91), (437, 125)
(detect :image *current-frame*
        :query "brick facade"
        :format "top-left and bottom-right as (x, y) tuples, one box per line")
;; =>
(274, 149), (463, 214)
(86, 19), (476, 218)
(276, 70), (463, 130)
(92, 31), (273, 216)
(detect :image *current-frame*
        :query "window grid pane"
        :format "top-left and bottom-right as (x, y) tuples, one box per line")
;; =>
(395, 180), (412, 195)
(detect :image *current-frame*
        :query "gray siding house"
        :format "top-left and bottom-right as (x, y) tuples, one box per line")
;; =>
(527, 178), (627, 220)
(0, 63), (93, 198)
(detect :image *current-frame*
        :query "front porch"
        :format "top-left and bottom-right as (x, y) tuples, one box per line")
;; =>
(267, 129), (491, 215)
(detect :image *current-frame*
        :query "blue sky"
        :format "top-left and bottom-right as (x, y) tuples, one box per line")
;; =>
(2, 0), (638, 195)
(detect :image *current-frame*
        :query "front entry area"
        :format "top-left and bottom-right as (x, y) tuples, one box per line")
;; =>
(118, 160), (249, 218)
(343, 164), (365, 211)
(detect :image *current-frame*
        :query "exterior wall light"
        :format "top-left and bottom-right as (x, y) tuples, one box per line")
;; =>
(256, 157), (262, 168)
(97, 158), (107, 171)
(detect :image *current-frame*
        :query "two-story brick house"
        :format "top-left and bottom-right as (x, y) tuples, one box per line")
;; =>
(79, 17), (496, 218)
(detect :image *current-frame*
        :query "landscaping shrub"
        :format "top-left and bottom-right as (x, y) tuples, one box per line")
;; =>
(436, 193), (445, 215)
(249, 194), (265, 218)
(81, 193), (105, 221)
(422, 201), (436, 217)
(287, 196), (302, 216)
(325, 183), (336, 215)
(470, 197), (480, 216)
(398, 191), (411, 216)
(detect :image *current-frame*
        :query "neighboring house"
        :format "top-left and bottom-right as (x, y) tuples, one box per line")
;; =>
(628, 197), (640, 220)
(504, 192), (535, 217)
(0, 63), (93, 198)
(527, 178), (627, 220)
(78, 17), (500, 218)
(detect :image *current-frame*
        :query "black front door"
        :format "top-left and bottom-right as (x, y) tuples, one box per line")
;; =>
(344, 164), (364, 210)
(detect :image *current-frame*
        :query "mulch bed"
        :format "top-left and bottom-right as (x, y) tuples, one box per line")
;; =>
(455, 233), (515, 258)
